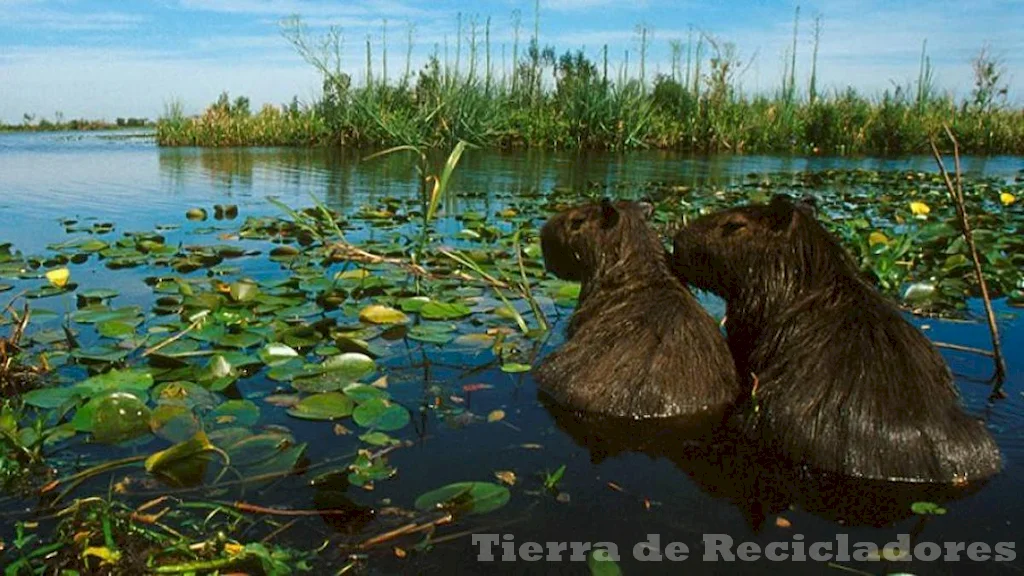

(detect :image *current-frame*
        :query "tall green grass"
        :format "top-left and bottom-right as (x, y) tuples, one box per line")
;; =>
(156, 12), (1024, 155)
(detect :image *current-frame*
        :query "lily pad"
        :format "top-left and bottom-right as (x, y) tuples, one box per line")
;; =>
(320, 352), (376, 381)
(342, 383), (389, 403)
(414, 481), (511, 516)
(352, 397), (410, 431)
(90, 392), (153, 444)
(359, 304), (409, 325)
(75, 368), (154, 398)
(419, 301), (472, 320)
(286, 392), (355, 420)
(145, 430), (215, 473)
(210, 400), (261, 427)
(214, 331), (264, 349)
(588, 548), (623, 576)
(22, 386), (82, 409)
(501, 363), (531, 373)
(258, 343), (301, 366)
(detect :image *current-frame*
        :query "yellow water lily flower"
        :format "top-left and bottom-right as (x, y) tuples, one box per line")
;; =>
(910, 201), (931, 216)
(868, 231), (889, 247)
(1000, 192), (1016, 206)
(45, 267), (70, 288)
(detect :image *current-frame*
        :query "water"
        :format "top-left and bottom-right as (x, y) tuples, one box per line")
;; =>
(0, 130), (1021, 574)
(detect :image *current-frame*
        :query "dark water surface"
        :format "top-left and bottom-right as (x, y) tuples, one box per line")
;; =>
(1, 131), (1022, 574)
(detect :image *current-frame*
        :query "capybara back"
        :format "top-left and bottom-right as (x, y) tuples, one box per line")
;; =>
(671, 194), (1001, 483)
(535, 199), (740, 418)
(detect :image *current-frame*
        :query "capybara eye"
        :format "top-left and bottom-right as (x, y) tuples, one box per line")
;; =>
(721, 221), (746, 236)
(569, 216), (586, 231)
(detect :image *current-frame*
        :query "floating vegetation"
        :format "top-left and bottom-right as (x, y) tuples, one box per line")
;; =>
(0, 167), (1020, 571)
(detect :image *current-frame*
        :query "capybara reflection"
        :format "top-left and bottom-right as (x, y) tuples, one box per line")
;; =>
(535, 199), (740, 418)
(671, 193), (1001, 483)
(540, 395), (988, 530)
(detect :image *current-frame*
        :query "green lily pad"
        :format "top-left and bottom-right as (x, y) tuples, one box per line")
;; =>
(215, 331), (264, 349)
(414, 481), (511, 516)
(352, 397), (410, 431)
(359, 431), (400, 446)
(342, 383), (389, 403)
(258, 343), (301, 366)
(145, 430), (215, 473)
(286, 392), (355, 420)
(229, 280), (260, 302)
(210, 400), (260, 427)
(911, 501), (947, 515)
(359, 304), (409, 325)
(419, 301), (472, 320)
(22, 386), (82, 409)
(588, 548), (622, 576)
(320, 352), (376, 380)
(501, 363), (531, 373)
(71, 306), (142, 325)
(96, 320), (138, 339)
(79, 288), (119, 300)
(408, 323), (456, 344)
(75, 368), (154, 398)
(90, 392), (153, 444)
(398, 296), (431, 312)
(25, 283), (77, 299)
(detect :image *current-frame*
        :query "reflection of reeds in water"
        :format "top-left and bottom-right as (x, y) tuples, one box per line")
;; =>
(200, 149), (255, 189)
(157, 7), (1024, 155)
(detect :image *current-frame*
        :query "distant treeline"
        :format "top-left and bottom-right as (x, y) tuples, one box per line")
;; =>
(2, 115), (152, 133)
(156, 11), (1023, 154)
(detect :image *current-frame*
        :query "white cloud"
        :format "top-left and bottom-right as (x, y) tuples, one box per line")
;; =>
(0, 8), (147, 31)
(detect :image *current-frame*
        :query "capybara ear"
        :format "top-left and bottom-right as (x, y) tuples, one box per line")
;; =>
(600, 198), (620, 229)
(797, 194), (819, 218)
(767, 194), (797, 231)
(637, 201), (655, 221)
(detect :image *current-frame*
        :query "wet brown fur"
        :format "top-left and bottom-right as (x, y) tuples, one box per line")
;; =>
(535, 199), (740, 418)
(671, 194), (1002, 483)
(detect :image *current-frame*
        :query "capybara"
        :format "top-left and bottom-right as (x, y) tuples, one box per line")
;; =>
(535, 198), (740, 418)
(671, 193), (1002, 483)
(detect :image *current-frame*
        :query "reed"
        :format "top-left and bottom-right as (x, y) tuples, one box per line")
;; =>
(155, 13), (1024, 154)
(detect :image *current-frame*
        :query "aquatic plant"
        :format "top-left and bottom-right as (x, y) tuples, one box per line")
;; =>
(156, 14), (1024, 154)
(0, 166), (1020, 571)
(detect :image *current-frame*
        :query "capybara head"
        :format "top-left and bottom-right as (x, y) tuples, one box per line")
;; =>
(540, 198), (657, 283)
(671, 194), (852, 298)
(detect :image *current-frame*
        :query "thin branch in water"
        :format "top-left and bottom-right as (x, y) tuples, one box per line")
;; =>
(929, 126), (1007, 398)
(932, 341), (995, 358)
(356, 512), (453, 549)
(142, 310), (209, 357)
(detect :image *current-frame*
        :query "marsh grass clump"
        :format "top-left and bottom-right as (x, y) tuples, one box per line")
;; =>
(535, 199), (740, 418)
(671, 194), (1002, 483)
(2, 497), (320, 574)
(157, 13), (1024, 154)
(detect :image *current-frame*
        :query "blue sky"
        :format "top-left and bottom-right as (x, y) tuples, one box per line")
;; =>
(0, 0), (1021, 123)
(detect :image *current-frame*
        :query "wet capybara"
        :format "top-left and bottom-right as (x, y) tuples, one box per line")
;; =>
(535, 198), (740, 418)
(671, 193), (1002, 483)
